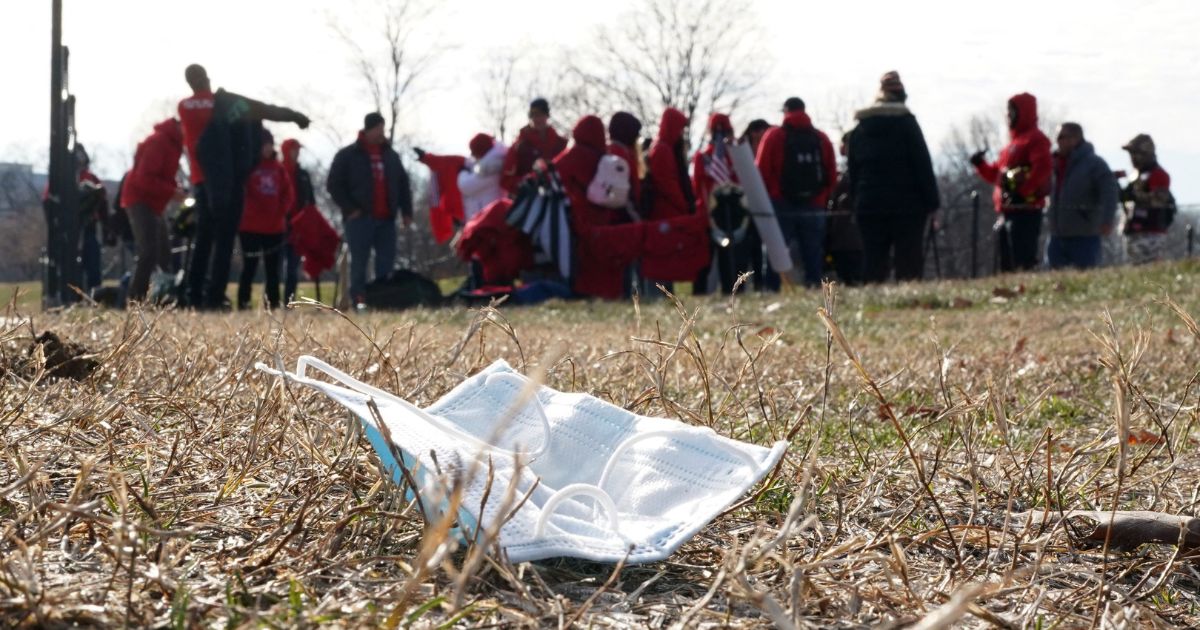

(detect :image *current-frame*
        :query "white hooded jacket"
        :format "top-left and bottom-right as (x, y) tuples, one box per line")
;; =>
(459, 143), (508, 220)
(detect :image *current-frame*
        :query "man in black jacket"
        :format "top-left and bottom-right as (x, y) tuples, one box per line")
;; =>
(1046, 123), (1117, 269)
(847, 71), (940, 283)
(326, 112), (413, 306)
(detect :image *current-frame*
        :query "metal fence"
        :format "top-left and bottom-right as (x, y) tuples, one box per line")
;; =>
(926, 201), (1198, 280)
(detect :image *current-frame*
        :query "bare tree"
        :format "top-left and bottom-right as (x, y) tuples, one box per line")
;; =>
(565, 0), (768, 147)
(329, 0), (442, 144)
(477, 50), (523, 142)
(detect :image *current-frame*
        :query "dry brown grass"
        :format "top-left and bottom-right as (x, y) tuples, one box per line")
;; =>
(2, 259), (1199, 628)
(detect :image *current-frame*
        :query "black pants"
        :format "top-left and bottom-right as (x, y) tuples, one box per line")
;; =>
(830, 249), (864, 286)
(858, 213), (927, 283)
(237, 232), (283, 310)
(187, 183), (245, 308)
(997, 212), (1042, 272)
(712, 229), (766, 294)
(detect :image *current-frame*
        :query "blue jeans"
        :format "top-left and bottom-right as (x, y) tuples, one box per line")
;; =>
(1046, 235), (1101, 270)
(80, 223), (102, 290)
(773, 199), (826, 287)
(283, 241), (301, 302)
(346, 216), (397, 300)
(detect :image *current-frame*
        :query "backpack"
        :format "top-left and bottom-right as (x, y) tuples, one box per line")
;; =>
(587, 154), (632, 209)
(780, 126), (824, 206)
(364, 270), (444, 310)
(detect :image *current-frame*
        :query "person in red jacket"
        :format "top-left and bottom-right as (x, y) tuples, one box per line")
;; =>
(756, 97), (836, 287)
(1118, 134), (1174, 264)
(237, 130), (294, 309)
(646, 107), (694, 221)
(280, 138), (318, 302)
(120, 119), (187, 303)
(970, 92), (1052, 272)
(500, 98), (568, 193)
(641, 107), (710, 289)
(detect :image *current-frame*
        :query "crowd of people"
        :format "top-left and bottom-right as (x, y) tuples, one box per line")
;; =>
(74, 66), (1180, 309)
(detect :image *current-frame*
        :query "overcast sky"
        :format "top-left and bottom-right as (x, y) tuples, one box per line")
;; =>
(3, 0), (1198, 203)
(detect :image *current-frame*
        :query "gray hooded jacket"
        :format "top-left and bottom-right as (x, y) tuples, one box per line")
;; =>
(1048, 142), (1118, 237)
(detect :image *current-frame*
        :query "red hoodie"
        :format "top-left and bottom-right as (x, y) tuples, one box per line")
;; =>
(553, 115), (608, 226)
(755, 110), (836, 208)
(121, 119), (184, 215)
(178, 89), (214, 185)
(240, 156), (294, 234)
(691, 113), (737, 214)
(418, 152), (467, 244)
(646, 107), (694, 220)
(974, 92), (1052, 213)
(501, 124), (568, 193)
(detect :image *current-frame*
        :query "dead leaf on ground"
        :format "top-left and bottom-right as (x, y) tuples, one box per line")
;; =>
(1128, 428), (1164, 446)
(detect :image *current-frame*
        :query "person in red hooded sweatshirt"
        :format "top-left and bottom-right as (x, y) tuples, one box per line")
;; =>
(640, 107), (710, 292)
(279, 139), (315, 303)
(501, 98), (568, 193)
(970, 92), (1052, 272)
(553, 115), (643, 300)
(756, 97), (837, 288)
(237, 130), (294, 310)
(120, 119), (187, 303)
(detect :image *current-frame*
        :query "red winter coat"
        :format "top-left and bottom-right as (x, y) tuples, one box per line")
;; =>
(646, 107), (694, 220)
(501, 124), (568, 193)
(457, 198), (534, 284)
(554, 115), (635, 299)
(178, 89), (214, 185)
(974, 92), (1052, 213)
(419, 152), (467, 244)
(554, 116), (609, 226)
(691, 113), (738, 213)
(121, 119), (184, 215)
(641, 212), (711, 282)
(755, 110), (836, 208)
(240, 157), (294, 234)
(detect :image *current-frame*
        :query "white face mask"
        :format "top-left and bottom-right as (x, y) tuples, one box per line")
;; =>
(258, 356), (787, 564)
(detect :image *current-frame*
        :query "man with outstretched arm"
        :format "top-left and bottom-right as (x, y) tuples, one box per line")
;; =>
(178, 63), (310, 310)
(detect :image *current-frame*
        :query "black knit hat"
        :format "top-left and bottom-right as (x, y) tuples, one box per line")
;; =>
(363, 112), (385, 131)
(529, 97), (550, 116)
(608, 111), (642, 147)
(783, 97), (806, 112)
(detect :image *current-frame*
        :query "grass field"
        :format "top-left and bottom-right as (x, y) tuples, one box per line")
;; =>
(2, 260), (1199, 628)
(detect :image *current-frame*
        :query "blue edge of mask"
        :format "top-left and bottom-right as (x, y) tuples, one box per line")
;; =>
(358, 417), (479, 546)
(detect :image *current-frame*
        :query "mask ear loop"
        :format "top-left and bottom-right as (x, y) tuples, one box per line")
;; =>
(534, 483), (625, 542)
(258, 356), (552, 461)
(596, 430), (763, 494)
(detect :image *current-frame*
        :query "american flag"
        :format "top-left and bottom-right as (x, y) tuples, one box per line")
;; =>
(706, 143), (734, 185)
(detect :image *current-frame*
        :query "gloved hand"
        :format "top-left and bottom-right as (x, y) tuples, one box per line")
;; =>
(413, 147), (426, 159)
(294, 113), (311, 129)
(969, 150), (987, 167)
